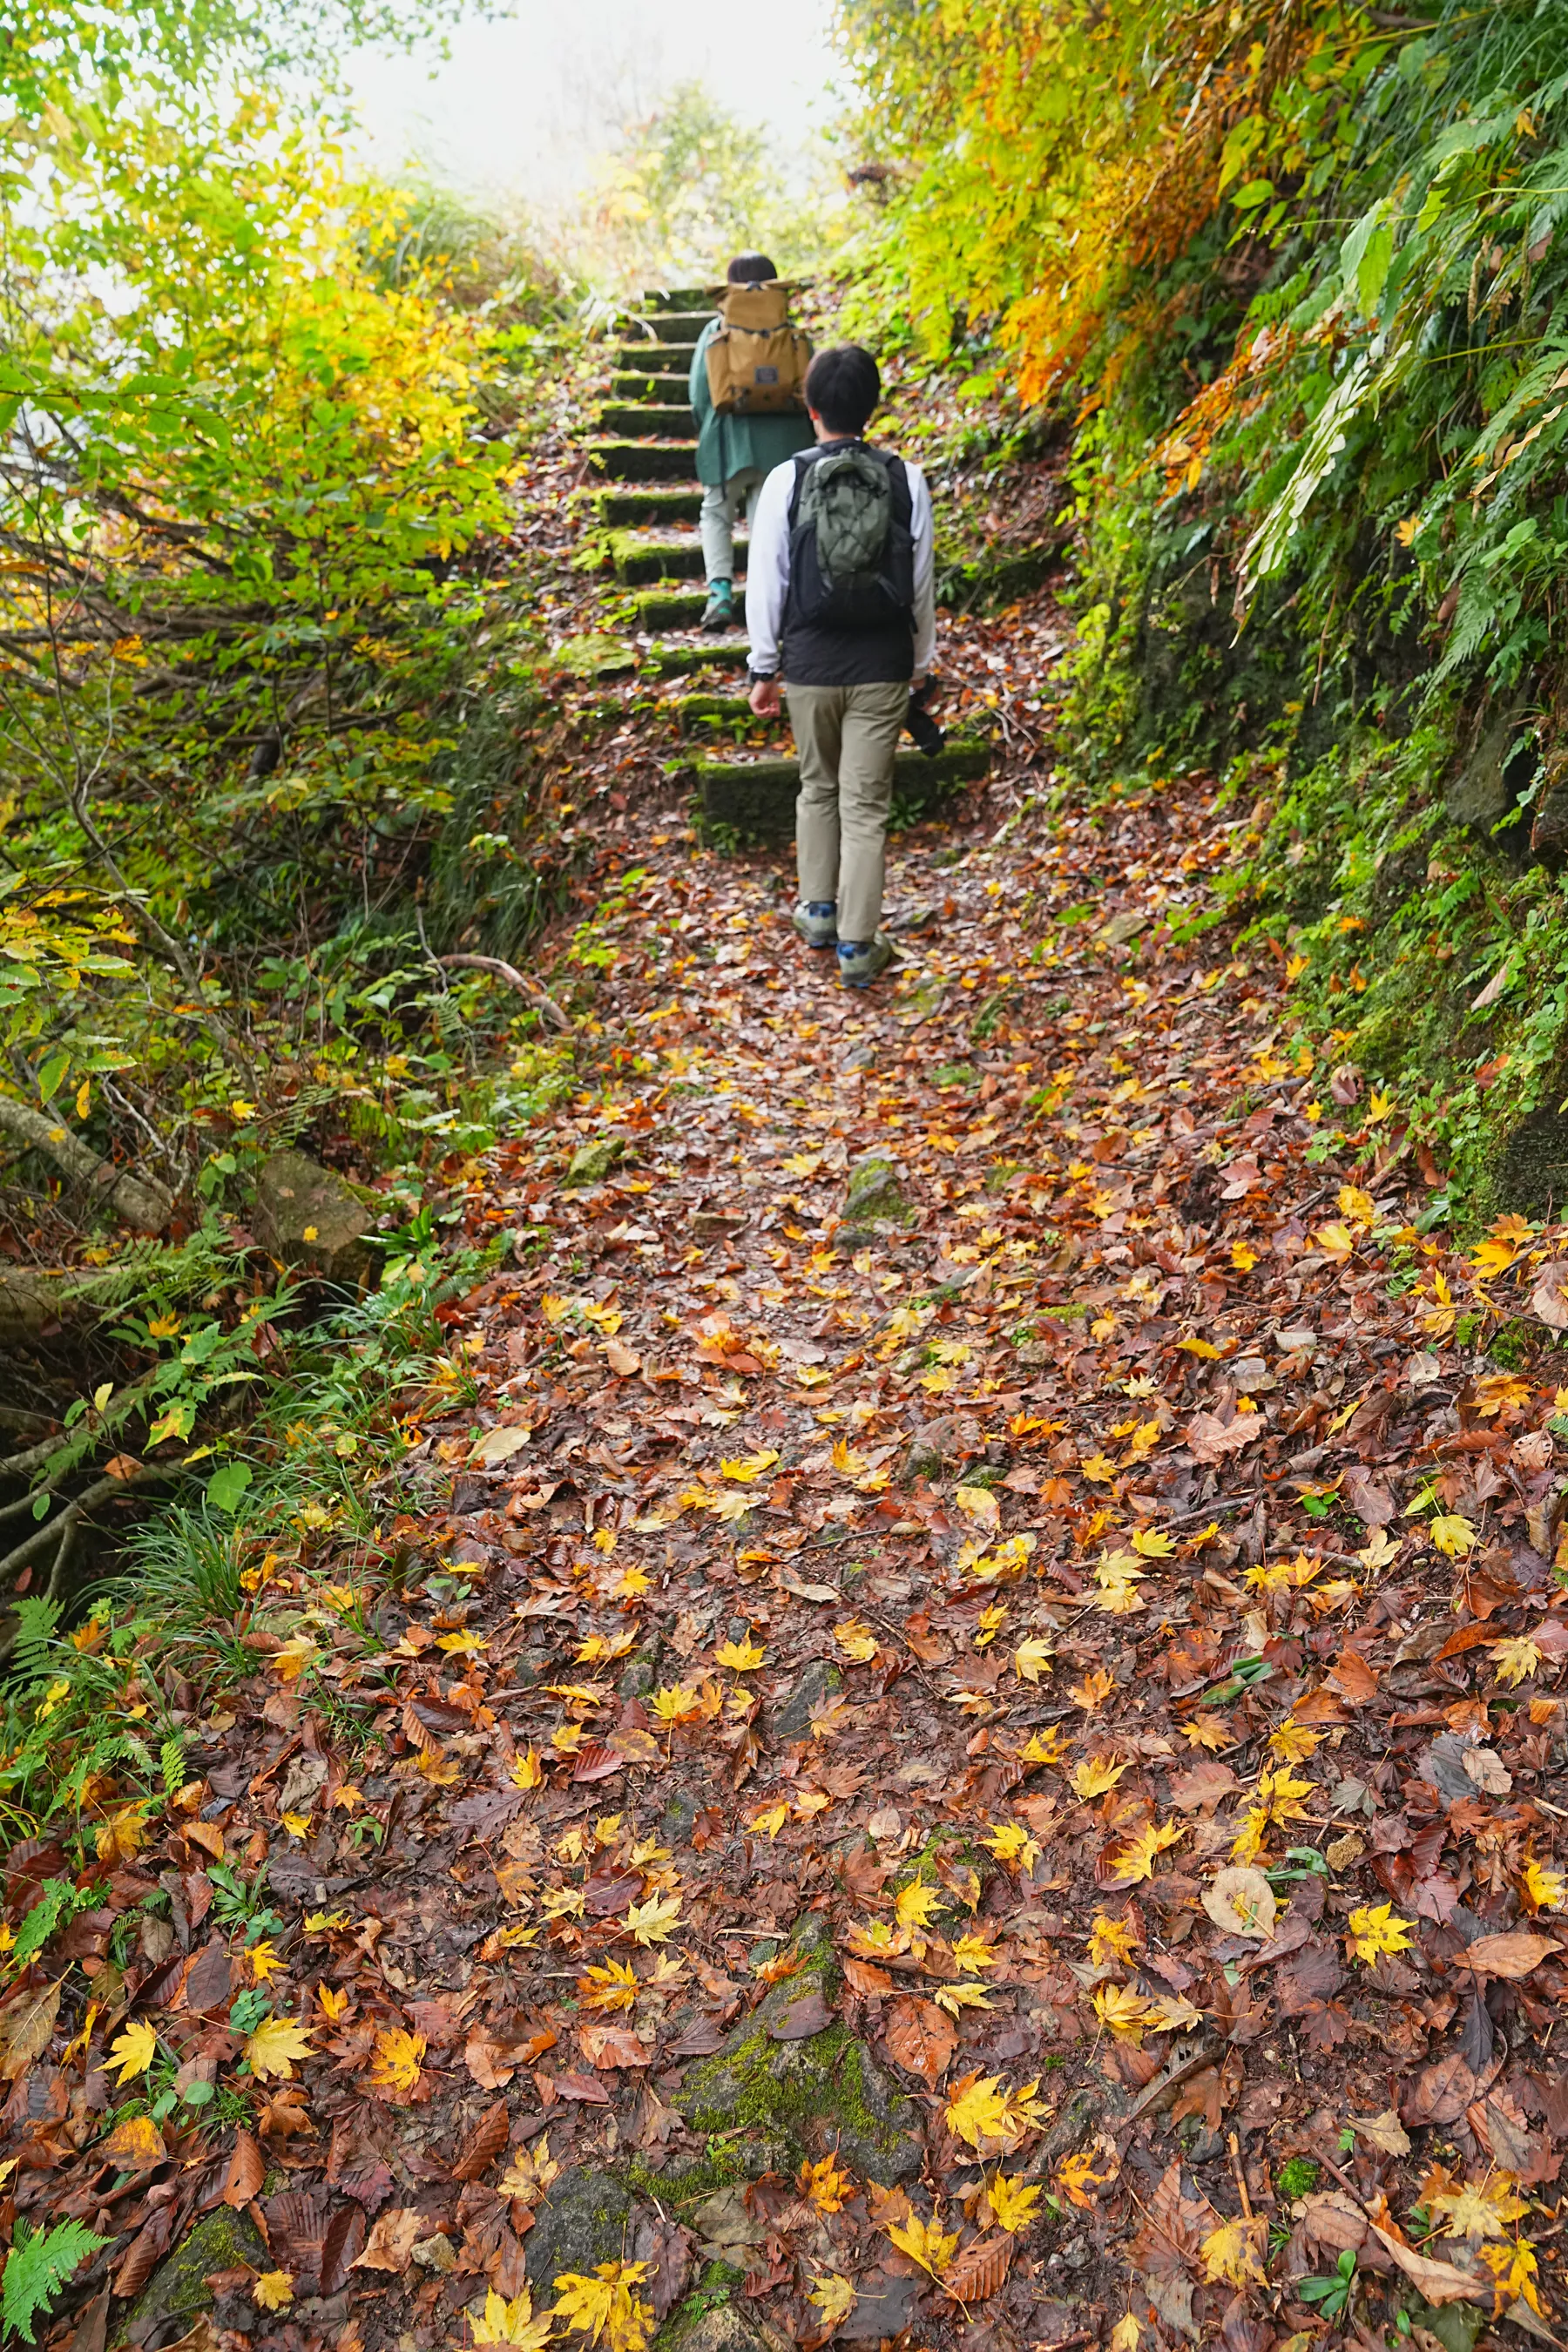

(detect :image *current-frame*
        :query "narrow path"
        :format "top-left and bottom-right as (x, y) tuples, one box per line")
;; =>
(33, 309), (1567, 2352)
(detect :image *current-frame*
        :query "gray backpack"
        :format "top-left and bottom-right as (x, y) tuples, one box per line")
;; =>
(787, 444), (916, 632)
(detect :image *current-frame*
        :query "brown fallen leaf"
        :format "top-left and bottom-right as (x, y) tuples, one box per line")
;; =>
(1366, 2222), (1487, 2308)
(0, 1978), (62, 2081)
(222, 2126), (266, 2207)
(100, 2115), (166, 2173)
(769, 1988), (832, 2042)
(1324, 1649), (1380, 1704)
(1300, 2192), (1367, 2254)
(451, 2099), (510, 2181)
(941, 2234), (1011, 2303)
(1185, 1411), (1260, 1463)
(349, 2207), (422, 2276)
(1461, 1930), (1559, 1980)
(883, 1996), (957, 2086)
(1349, 2109), (1411, 2158)
(843, 1957), (896, 1997)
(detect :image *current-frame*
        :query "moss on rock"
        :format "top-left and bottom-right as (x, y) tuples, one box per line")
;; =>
(125, 2205), (268, 2340)
(672, 1923), (920, 2184)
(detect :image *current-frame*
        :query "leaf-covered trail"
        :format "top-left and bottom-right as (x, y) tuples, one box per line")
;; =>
(22, 486), (1568, 2352)
(327, 646), (1568, 2352)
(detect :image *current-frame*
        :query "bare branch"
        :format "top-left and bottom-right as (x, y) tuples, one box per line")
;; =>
(0, 1092), (172, 1232)
(438, 954), (571, 1033)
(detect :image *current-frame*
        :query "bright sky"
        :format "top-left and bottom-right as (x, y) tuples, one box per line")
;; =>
(343, 0), (845, 210)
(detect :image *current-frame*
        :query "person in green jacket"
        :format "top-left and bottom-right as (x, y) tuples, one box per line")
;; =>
(690, 254), (815, 633)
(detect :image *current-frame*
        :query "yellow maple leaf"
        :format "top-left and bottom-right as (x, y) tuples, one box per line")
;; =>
(107, 2018), (158, 2085)
(1267, 1718), (1320, 1764)
(1490, 1635), (1542, 1687)
(747, 1801), (789, 1839)
(1070, 1667), (1115, 1712)
(945, 2073), (1012, 2150)
(1337, 1185), (1376, 1228)
(246, 2016), (314, 2082)
(649, 1684), (703, 1725)
(1079, 1452), (1119, 1484)
(249, 1939), (285, 1984)
(625, 1895), (681, 1945)
(1481, 2236), (1544, 2315)
(801, 2153), (855, 2213)
(1470, 1237), (1518, 1278)
(895, 1880), (948, 1931)
(1255, 1767), (1315, 1826)
(1200, 2216), (1267, 2286)
(808, 2274), (857, 2329)
(1347, 1903), (1415, 1964)
(316, 1984), (349, 2024)
(551, 2262), (655, 2352)
(951, 1930), (999, 1973)
(1057, 2148), (1115, 2207)
(510, 1748), (544, 1789)
(1522, 1856), (1566, 1913)
(1071, 1754), (1131, 1800)
(885, 2212), (958, 2277)
(1230, 1241), (1258, 1272)
(1178, 1335), (1222, 1358)
(1088, 1912), (1139, 1967)
(714, 1636), (766, 1673)
(834, 1620), (880, 1663)
(933, 1980), (994, 2017)
(1111, 1820), (1186, 1884)
(986, 2172), (1044, 2234)
(1017, 1727), (1064, 1764)
(1092, 1984), (1161, 2041)
(471, 2285), (556, 2349)
(1013, 1635), (1054, 1683)
(1429, 1512), (1478, 1557)
(368, 2025), (426, 2097)
(720, 1449), (780, 1484)
(253, 2272), (295, 2314)
(1182, 1714), (1231, 1752)
(578, 1961), (639, 2012)
(1427, 2175), (1527, 2241)
(983, 1821), (1041, 1870)
(1131, 1527), (1176, 1557)
(1110, 2319), (1141, 2351)
(1315, 1220), (1356, 1262)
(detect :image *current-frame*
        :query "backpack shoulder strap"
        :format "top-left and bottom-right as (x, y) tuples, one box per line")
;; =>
(787, 449), (817, 529)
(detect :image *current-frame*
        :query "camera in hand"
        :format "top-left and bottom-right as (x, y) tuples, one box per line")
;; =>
(905, 676), (945, 758)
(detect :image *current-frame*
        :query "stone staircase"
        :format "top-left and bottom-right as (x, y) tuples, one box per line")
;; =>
(583, 287), (990, 840)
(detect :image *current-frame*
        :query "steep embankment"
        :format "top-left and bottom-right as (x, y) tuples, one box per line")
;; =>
(7, 310), (1568, 2352)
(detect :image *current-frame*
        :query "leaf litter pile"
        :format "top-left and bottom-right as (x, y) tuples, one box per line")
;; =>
(12, 591), (1568, 2352)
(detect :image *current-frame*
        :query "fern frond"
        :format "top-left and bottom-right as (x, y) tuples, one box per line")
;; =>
(1, 2218), (108, 2343)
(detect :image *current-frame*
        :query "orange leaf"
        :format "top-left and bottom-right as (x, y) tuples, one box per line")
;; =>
(222, 2126), (266, 2208)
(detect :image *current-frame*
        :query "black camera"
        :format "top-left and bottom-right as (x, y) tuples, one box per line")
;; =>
(905, 676), (944, 758)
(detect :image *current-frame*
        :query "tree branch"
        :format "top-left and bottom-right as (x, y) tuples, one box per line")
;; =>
(437, 954), (571, 1033)
(0, 1093), (172, 1232)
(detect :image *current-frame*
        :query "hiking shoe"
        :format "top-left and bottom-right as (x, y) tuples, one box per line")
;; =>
(700, 580), (734, 632)
(793, 900), (838, 949)
(835, 934), (896, 989)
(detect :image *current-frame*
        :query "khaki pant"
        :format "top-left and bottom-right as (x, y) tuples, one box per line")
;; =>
(787, 680), (908, 943)
(700, 469), (766, 584)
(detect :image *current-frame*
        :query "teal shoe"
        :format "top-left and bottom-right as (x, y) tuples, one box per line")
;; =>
(835, 935), (896, 988)
(793, 901), (838, 949)
(700, 580), (734, 632)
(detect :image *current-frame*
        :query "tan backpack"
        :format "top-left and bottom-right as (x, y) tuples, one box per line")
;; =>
(704, 282), (811, 416)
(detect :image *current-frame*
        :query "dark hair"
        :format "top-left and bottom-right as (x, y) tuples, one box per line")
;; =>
(804, 345), (881, 435)
(727, 253), (778, 283)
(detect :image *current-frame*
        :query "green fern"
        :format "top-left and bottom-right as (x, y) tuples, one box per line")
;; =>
(9, 1600), (61, 1694)
(2, 2219), (108, 2343)
(159, 1734), (186, 1803)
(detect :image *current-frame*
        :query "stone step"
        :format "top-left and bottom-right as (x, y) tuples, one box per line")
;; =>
(629, 312), (709, 345)
(642, 636), (751, 673)
(594, 486), (703, 526)
(625, 583), (732, 630)
(694, 743), (992, 844)
(639, 287), (715, 309)
(612, 530), (745, 586)
(611, 372), (692, 405)
(616, 344), (697, 375)
(597, 403), (698, 439)
(585, 440), (701, 484)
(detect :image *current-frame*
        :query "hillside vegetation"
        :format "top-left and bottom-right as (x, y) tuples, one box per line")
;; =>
(837, 0), (1568, 1217)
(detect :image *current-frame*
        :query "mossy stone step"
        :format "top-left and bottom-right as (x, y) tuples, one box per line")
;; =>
(611, 372), (693, 405)
(695, 742), (991, 842)
(630, 311), (708, 345)
(595, 486), (703, 526)
(615, 343), (697, 374)
(597, 403), (699, 439)
(669, 691), (754, 726)
(642, 636), (751, 673)
(612, 530), (745, 585)
(585, 440), (701, 483)
(626, 583), (734, 629)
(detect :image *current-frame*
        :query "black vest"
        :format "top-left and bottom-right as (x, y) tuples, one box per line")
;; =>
(781, 439), (916, 688)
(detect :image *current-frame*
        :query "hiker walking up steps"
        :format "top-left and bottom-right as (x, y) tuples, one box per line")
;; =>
(690, 255), (815, 634)
(746, 344), (936, 990)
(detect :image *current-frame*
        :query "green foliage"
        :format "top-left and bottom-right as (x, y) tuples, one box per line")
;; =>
(1298, 2247), (1358, 2321)
(1276, 2156), (1321, 2201)
(1, 2219), (109, 2345)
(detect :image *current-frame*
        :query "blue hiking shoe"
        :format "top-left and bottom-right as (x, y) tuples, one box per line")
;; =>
(793, 900), (838, 949)
(836, 935), (896, 988)
(700, 580), (734, 632)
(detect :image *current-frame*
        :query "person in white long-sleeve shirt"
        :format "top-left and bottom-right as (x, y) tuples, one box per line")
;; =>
(746, 345), (936, 989)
